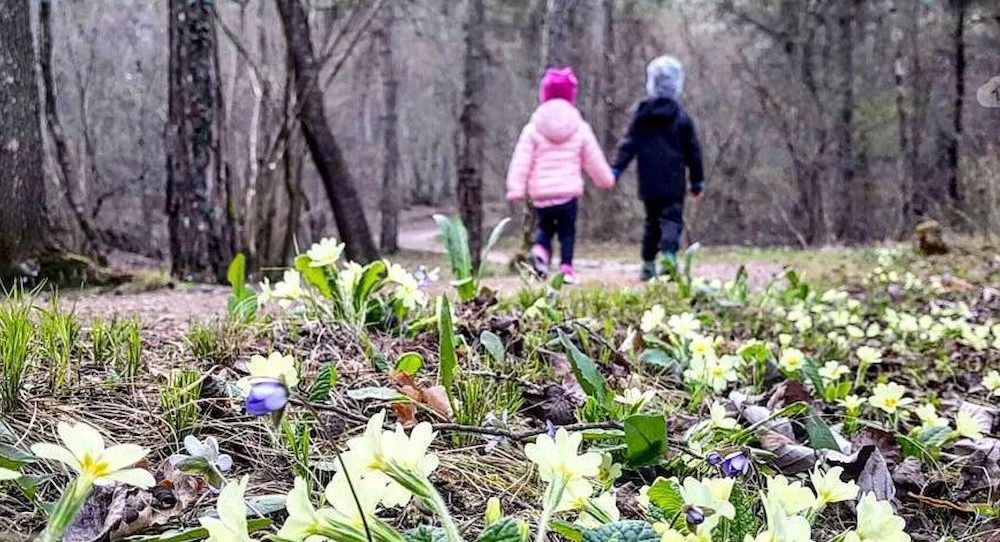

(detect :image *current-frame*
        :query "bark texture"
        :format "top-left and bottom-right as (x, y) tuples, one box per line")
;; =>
(0, 1), (46, 273)
(276, 0), (379, 264)
(458, 0), (486, 269)
(166, 0), (234, 282)
(378, 4), (401, 254)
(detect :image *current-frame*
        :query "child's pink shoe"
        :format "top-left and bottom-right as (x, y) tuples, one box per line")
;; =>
(560, 264), (577, 284)
(530, 244), (550, 278)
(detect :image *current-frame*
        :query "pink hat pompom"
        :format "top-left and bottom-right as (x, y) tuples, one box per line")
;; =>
(539, 67), (578, 104)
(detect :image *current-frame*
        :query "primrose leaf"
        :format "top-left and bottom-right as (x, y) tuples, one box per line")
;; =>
(623, 414), (667, 467)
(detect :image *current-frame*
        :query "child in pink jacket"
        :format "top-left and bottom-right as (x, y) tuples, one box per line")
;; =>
(505, 67), (616, 283)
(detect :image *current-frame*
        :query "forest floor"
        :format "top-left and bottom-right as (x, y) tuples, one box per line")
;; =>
(60, 207), (823, 338)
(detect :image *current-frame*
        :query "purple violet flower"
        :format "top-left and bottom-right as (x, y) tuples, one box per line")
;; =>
(720, 450), (750, 478)
(705, 451), (723, 467)
(245, 378), (289, 416)
(684, 505), (705, 530)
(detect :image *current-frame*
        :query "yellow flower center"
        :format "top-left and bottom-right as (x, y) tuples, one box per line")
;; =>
(79, 453), (110, 478)
(883, 397), (897, 408)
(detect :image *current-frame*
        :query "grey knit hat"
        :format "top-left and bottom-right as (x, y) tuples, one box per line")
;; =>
(646, 55), (685, 99)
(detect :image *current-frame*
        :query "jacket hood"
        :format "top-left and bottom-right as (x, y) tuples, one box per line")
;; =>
(636, 96), (680, 121)
(646, 55), (685, 99)
(531, 99), (581, 143)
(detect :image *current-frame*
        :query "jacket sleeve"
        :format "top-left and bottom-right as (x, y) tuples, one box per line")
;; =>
(580, 122), (615, 189)
(610, 112), (640, 173)
(681, 115), (705, 192)
(505, 124), (536, 201)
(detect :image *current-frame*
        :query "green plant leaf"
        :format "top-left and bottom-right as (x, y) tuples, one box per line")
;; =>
(353, 260), (387, 312)
(227, 253), (247, 297)
(308, 363), (339, 403)
(801, 358), (825, 396)
(623, 414), (667, 467)
(581, 520), (659, 542)
(294, 255), (332, 298)
(438, 296), (457, 396)
(726, 485), (761, 542)
(550, 520), (584, 542)
(395, 352), (424, 375)
(480, 330), (505, 364)
(433, 214), (472, 281)
(121, 518), (272, 542)
(478, 217), (512, 279)
(558, 331), (608, 405)
(646, 477), (683, 519)
(405, 525), (448, 542)
(475, 518), (522, 542)
(804, 408), (840, 452)
(346, 386), (403, 401)
(0, 442), (34, 470)
(639, 348), (675, 370)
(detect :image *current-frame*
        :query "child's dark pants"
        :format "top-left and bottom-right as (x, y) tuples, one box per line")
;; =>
(534, 199), (578, 265)
(642, 197), (684, 262)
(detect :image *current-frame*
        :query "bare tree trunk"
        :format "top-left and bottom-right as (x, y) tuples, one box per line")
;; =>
(0, 0), (46, 275)
(946, 0), (966, 204)
(835, 0), (858, 242)
(377, 4), (401, 254)
(891, 0), (915, 232)
(166, 0), (233, 282)
(275, 0), (379, 264)
(39, 0), (103, 259)
(458, 0), (486, 270)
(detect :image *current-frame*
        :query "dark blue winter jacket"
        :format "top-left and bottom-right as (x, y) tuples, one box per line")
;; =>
(611, 97), (704, 201)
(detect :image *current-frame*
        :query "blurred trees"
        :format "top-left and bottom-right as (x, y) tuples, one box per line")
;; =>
(0, 0), (995, 282)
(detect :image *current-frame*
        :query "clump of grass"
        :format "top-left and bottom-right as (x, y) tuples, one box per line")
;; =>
(119, 318), (143, 378)
(0, 286), (34, 412)
(160, 369), (201, 440)
(453, 375), (524, 445)
(89, 317), (113, 368)
(185, 320), (250, 365)
(38, 295), (81, 394)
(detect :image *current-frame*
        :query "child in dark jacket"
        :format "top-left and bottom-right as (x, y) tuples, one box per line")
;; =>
(611, 56), (705, 281)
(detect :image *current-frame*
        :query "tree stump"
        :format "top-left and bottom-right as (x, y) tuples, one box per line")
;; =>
(914, 220), (949, 255)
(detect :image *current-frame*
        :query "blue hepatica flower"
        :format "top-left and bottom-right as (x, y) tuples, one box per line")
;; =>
(720, 450), (750, 478)
(245, 377), (289, 416)
(684, 505), (706, 531)
(705, 451), (723, 467)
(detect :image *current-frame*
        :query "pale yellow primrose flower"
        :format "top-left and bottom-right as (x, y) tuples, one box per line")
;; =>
(913, 404), (947, 429)
(31, 421), (155, 488)
(689, 335), (716, 359)
(573, 491), (620, 529)
(750, 490), (814, 542)
(839, 395), (866, 411)
(0, 467), (20, 481)
(668, 312), (701, 339)
(243, 351), (299, 389)
(679, 477), (735, 534)
(843, 493), (910, 542)
(868, 382), (913, 415)
(525, 428), (601, 484)
(199, 476), (251, 542)
(819, 361), (849, 382)
(272, 269), (304, 305)
(810, 466), (858, 505)
(614, 388), (656, 409)
(765, 475), (816, 515)
(555, 477), (596, 512)
(306, 238), (345, 267)
(778, 348), (806, 372)
(856, 346), (883, 366)
(325, 471), (387, 527)
(983, 370), (1000, 396)
(641, 305), (666, 333)
(954, 409), (983, 440)
(709, 401), (739, 430)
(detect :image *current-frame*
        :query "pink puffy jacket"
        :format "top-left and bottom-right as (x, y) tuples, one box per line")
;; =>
(505, 99), (615, 203)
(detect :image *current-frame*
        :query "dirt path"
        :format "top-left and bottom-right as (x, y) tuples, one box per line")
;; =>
(397, 211), (784, 291)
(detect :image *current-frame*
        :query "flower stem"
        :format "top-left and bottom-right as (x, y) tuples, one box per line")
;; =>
(534, 479), (567, 542)
(38, 477), (93, 542)
(425, 483), (462, 542)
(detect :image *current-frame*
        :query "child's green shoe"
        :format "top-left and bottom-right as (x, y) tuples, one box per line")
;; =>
(640, 261), (657, 282)
(660, 252), (678, 275)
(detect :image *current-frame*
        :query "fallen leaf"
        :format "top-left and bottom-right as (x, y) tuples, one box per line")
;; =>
(392, 402), (418, 428)
(829, 445), (895, 502)
(892, 458), (927, 495)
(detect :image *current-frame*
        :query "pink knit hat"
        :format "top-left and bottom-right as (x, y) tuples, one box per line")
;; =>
(539, 67), (578, 104)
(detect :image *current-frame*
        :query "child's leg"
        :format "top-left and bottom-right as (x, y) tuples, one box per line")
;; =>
(554, 200), (578, 266)
(641, 199), (666, 263)
(533, 206), (557, 262)
(658, 200), (685, 258)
